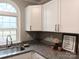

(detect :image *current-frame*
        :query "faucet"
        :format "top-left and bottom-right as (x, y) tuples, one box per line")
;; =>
(6, 35), (13, 48)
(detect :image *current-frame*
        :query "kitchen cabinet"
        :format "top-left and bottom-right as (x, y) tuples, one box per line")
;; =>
(60, 0), (79, 33)
(25, 0), (60, 32)
(32, 52), (46, 59)
(25, 0), (79, 33)
(25, 5), (42, 31)
(43, 0), (60, 32)
(43, 0), (79, 33)
(6, 52), (46, 59)
(6, 52), (32, 59)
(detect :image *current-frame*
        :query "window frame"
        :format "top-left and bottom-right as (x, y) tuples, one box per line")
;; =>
(0, 11), (18, 16)
(0, 2), (19, 45)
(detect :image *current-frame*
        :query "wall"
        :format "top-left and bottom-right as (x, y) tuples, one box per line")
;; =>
(38, 32), (63, 45)
(40, 32), (62, 41)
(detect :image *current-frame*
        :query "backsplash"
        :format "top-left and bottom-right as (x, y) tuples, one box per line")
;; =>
(26, 32), (79, 44)
(26, 32), (63, 45)
(39, 32), (62, 42)
(26, 31), (79, 54)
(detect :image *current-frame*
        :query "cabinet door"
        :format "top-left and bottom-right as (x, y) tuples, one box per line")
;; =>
(25, 6), (32, 31)
(25, 5), (42, 31)
(31, 5), (42, 31)
(6, 53), (32, 59)
(60, 0), (79, 33)
(43, 0), (59, 32)
(32, 53), (46, 59)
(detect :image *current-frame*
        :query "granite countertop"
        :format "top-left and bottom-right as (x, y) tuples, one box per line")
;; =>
(0, 43), (78, 59)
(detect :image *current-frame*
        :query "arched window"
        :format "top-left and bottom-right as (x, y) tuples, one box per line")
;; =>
(0, 3), (16, 13)
(0, 3), (18, 45)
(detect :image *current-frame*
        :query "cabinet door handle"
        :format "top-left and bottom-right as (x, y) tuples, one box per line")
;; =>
(55, 24), (57, 31)
(55, 24), (60, 32)
(58, 24), (60, 32)
(30, 26), (32, 31)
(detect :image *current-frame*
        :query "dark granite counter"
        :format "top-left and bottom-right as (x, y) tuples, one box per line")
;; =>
(0, 43), (78, 59)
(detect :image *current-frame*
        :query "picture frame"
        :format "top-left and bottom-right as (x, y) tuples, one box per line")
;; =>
(62, 34), (78, 54)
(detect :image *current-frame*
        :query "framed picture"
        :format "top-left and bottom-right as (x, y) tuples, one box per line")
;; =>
(62, 34), (78, 54)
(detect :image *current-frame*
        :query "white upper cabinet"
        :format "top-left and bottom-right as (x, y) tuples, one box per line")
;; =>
(25, 0), (79, 33)
(60, 0), (79, 33)
(43, 0), (79, 33)
(43, 0), (60, 32)
(25, 5), (42, 31)
(25, 6), (31, 31)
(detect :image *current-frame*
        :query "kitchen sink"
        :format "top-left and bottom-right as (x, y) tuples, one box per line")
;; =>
(0, 46), (20, 55)
(0, 45), (47, 59)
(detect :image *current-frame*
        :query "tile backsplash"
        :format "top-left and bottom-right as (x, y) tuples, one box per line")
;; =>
(39, 32), (62, 42)
(37, 32), (62, 45)
(26, 32), (62, 42)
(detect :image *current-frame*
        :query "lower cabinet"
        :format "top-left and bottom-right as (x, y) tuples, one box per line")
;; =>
(6, 53), (32, 59)
(6, 52), (46, 59)
(32, 52), (46, 59)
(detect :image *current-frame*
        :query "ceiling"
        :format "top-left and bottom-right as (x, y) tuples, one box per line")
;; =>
(24, 0), (51, 4)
